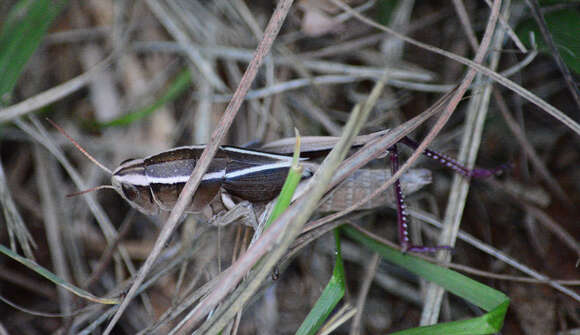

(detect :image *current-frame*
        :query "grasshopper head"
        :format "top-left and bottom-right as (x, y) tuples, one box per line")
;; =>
(47, 119), (159, 215)
(112, 159), (159, 215)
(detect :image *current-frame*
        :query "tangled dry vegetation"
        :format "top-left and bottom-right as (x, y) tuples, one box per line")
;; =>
(0, 0), (579, 334)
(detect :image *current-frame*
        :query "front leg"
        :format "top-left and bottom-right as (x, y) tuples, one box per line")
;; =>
(208, 192), (259, 231)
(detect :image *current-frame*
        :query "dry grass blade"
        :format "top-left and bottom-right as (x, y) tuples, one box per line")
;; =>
(302, 87), (460, 234)
(33, 147), (72, 313)
(350, 253), (380, 335)
(103, 1), (296, 332)
(16, 119), (131, 261)
(331, 0), (580, 136)
(0, 161), (36, 259)
(3, 1), (580, 333)
(0, 55), (116, 123)
(422, 0), (503, 322)
(186, 75), (379, 335)
(145, 0), (227, 92)
(421, 1), (503, 325)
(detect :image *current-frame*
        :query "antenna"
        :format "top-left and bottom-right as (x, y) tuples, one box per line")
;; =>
(66, 185), (116, 198)
(46, 118), (113, 175)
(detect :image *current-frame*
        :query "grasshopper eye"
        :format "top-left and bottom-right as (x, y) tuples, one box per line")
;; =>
(121, 184), (139, 201)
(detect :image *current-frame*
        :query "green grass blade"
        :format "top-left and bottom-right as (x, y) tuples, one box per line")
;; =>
(296, 229), (346, 335)
(264, 129), (303, 230)
(0, 244), (119, 304)
(342, 225), (509, 334)
(264, 131), (347, 335)
(390, 301), (509, 335)
(391, 301), (509, 335)
(96, 68), (192, 128)
(0, 0), (64, 101)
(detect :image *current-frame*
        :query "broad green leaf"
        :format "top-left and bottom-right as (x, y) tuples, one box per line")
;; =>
(516, 9), (580, 74)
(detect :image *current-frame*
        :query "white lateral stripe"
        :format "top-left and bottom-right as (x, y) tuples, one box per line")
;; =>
(147, 175), (189, 184)
(114, 169), (226, 186)
(222, 146), (294, 161)
(202, 170), (227, 181)
(147, 169), (226, 184)
(114, 173), (149, 186)
(225, 161), (292, 179)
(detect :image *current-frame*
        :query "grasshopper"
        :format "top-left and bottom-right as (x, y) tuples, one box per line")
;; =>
(49, 120), (504, 252)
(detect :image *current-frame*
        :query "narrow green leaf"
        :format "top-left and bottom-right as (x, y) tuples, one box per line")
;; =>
(0, 0), (65, 101)
(342, 226), (509, 335)
(0, 244), (119, 304)
(264, 129), (303, 229)
(296, 229), (346, 335)
(95, 69), (192, 128)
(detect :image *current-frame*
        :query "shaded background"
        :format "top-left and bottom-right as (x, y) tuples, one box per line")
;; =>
(0, 0), (579, 334)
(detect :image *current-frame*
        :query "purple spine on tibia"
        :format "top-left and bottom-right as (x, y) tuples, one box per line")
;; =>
(389, 142), (454, 253)
(401, 137), (508, 179)
(388, 145), (410, 250)
(385, 137), (508, 253)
